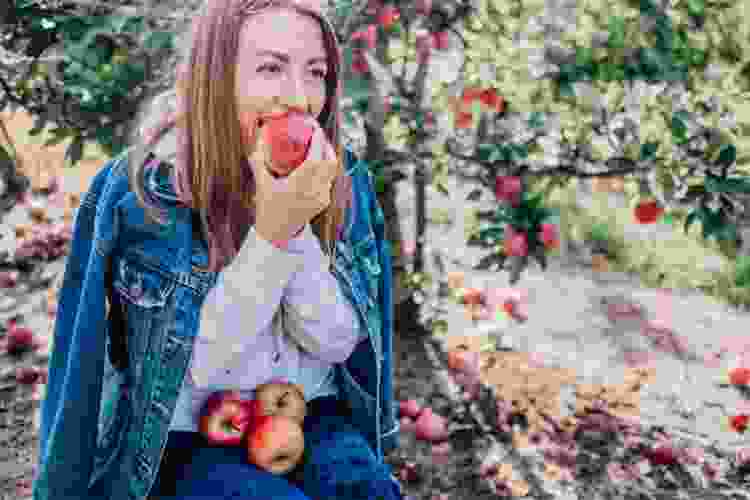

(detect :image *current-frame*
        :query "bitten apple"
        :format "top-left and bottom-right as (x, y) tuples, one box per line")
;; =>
(198, 390), (254, 446)
(246, 415), (305, 474)
(261, 112), (316, 178)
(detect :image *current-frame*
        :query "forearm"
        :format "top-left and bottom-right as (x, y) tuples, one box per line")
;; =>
(192, 226), (307, 385)
(281, 233), (364, 364)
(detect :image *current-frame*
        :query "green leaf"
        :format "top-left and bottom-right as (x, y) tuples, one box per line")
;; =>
(684, 206), (702, 233)
(640, 142), (659, 161)
(671, 114), (688, 140)
(435, 179), (450, 196)
(477, 143), (495, 162)
(471, 100), (482, 126)
(43, 128), (73, 147)
(705, 176), (750, 194)
(687, 0), (704, 17)
(527, 112), (545, 129)
(715, 144), (737, 168)
(114, 15), (145, 34)
(608, 16), (626, 49)
(558, 79), (575, 99)
(143, 31), (173, 51)
(718, 222), (739, 243)
(589, 222), (610, 242)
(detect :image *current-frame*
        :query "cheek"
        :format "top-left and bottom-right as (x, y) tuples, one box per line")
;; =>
(310, 92), (326, 117)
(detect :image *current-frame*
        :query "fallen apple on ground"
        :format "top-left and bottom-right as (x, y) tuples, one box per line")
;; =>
(198, 390), (254, 446)
(253, 381), (307, 424)
(261, 112), (316, 178)
(246, 415), (305, 474)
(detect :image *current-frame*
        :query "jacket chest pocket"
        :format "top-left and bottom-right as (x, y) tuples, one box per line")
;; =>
(110, 256), (177, 369)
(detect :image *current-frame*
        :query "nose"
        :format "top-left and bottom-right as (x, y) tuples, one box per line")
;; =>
(278, 74), (312, 115)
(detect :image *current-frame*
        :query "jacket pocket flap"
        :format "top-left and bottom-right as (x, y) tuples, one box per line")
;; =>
(112, 257), (176, 308)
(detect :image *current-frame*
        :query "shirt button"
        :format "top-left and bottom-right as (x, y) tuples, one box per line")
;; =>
(273, 352), (280, 363)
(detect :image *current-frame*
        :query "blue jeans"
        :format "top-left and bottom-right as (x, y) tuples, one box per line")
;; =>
(148, 396), (402, 499)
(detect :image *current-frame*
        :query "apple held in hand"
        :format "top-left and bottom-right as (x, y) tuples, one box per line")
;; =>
(198, 390), (255, 446)
(254, 381), (307, 424)
(246, 415), (305, 474)
(261, 112), (316, 178)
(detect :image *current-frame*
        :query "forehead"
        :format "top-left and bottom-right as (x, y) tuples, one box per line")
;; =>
(239, 7), (326, 53)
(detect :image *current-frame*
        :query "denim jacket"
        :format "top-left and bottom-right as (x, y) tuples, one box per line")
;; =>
(33, 145), (399, 500)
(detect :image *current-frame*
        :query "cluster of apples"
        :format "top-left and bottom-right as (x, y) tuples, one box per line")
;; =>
(198, 381), (307, 474)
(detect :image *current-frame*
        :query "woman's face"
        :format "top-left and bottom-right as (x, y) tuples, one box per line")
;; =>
(235, 7), (329, 151)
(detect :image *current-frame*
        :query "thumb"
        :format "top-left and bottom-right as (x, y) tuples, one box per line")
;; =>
(289, 125), (325, 181)
(248, 126), (273, 186)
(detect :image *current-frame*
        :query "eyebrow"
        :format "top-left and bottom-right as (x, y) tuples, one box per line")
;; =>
(256, 50), (327, 65)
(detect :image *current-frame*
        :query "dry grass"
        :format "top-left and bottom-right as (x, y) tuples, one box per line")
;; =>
(544, 178), (750, 310)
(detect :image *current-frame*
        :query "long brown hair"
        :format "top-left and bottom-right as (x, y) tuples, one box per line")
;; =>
(126, 0), (352, 272)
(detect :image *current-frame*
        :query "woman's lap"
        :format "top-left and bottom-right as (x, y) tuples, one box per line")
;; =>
(150, 396), (401, 500)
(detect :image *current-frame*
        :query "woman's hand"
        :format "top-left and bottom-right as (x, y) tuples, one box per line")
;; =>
(249, 121), (338, 244)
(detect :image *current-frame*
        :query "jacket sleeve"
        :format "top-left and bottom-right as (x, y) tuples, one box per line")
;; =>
(280, 225), (362, 364)
(190, 226), (306, 387)
(34, 157), (118, 499)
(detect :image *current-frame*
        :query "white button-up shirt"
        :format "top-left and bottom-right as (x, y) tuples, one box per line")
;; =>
(169, 223), (363, 432)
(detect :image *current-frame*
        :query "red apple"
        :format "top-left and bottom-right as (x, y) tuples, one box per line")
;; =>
(730, 414), (750, 433)
(432, 31), (450, 50)
(729, 367), (750, 386)
(378, 6), (400, 32)
(415, 0), (432, 16)
(246, 415), (305, 474)
(16, 366), (46, 385)
(539, 223), (559, 249)
(399, 399), (422, 419)
(461, 287), (484, 306)
(262, 112), (316, 178)
(198, 390), (253, 446)
(253, 382), (307, 425)
(414, 407), (449, 442)
(479, 88), (504, 113)
(634, 199), (664, 224)
(5, 323), (37, 355)
(351, 24), (377, 51)
(447, 350), (480, 375)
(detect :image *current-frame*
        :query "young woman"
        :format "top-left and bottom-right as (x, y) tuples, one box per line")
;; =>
(32, 0), (401, 499)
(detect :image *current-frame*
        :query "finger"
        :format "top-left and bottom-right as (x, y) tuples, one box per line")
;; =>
(290, 132), (325, 183)
(307, 125), (325, 163)
(249, 127), (274, 181)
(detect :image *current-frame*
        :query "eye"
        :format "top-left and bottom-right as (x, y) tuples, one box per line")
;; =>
(258, 63), (282, 75)
(258, 64), (327, 80)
